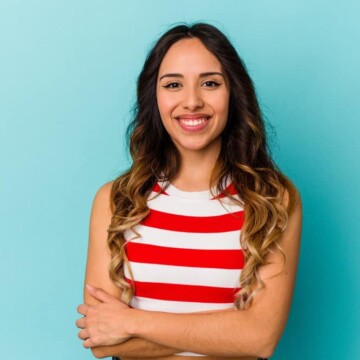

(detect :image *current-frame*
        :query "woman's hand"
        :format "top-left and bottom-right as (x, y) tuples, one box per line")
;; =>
(76, 284), (132, 348)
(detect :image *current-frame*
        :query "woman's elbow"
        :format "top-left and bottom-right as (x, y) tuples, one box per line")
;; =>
(231, 333), (277, 358)
(257, 330), (281, 359)
(91, 347), (107, 359)
(236, 322), (279, 359)
(247, 339), (275, 359)
(257, 344), (276, 360)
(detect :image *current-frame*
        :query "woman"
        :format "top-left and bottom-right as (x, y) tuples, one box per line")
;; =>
(76, 22), (302, 360)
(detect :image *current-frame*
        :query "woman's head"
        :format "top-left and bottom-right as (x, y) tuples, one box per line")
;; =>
(156, 37), (230, 156)
(129, 22), (270, 183)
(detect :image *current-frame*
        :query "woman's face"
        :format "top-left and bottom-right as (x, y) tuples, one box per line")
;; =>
(156, 38), (230, 156)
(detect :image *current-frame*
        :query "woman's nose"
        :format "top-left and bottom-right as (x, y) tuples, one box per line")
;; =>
(182, 87), (204, 110)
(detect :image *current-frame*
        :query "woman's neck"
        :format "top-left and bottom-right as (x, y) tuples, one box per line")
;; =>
(171, 147), (220, 192)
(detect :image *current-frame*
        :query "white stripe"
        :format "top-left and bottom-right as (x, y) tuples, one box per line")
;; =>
(124, 226), (243, 250)
(125, 262), (242, 288)
(130, 296), (235, 313)
(148, 191), (244, 216)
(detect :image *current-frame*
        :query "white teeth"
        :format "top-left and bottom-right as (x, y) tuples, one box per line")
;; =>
(179, 118), (207, 127)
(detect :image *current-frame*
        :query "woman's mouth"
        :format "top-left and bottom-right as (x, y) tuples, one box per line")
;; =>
(176, 115), (211, 132)
(180, 117), (207, 127)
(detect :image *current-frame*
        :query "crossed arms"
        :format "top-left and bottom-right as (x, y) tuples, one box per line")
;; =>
(77, 181), (302, 359)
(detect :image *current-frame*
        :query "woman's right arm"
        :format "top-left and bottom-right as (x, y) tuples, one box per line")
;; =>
(83, 181), (179, 358)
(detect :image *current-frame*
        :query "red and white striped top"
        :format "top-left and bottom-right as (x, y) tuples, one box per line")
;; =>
(124, 180), (245, 356)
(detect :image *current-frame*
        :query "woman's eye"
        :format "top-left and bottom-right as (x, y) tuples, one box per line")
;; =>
(203, 81), (220, 87)
(162, 81), (220, 89)
(163, 82), (181, 89)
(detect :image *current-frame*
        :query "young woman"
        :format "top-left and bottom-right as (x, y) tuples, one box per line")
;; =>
(76, 23), (302, 360)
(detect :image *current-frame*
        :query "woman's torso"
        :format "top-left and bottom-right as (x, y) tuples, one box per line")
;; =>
(124, 181), (247, 358)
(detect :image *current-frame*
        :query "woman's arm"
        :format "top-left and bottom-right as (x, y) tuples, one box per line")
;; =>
(82, 188), (302, 359)
(80, 181), (179, 358)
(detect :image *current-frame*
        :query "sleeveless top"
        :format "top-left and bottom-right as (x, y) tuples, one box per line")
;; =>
(123, 180), (245, 356)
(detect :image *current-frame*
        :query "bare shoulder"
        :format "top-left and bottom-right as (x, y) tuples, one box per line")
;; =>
(92, 180), (114, 213)
(88, 180), (115, 255)
(278, 180), (302, 258)
(85, 180), (121, 302)
(282, 177), (302, 218)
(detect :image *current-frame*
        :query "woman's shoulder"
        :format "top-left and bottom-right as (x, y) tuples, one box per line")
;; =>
(282, 176), (302, 216)
(91, 181), (115, 214)
(95, 180), (114, 198)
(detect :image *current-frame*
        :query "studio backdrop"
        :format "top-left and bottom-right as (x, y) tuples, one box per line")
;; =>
(0, 1), (359, 359)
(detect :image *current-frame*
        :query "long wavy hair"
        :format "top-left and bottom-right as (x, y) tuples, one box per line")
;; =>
(107, 22), (298, 310)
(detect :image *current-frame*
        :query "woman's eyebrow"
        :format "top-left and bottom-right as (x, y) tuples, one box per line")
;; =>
(159, 72), (224, 81)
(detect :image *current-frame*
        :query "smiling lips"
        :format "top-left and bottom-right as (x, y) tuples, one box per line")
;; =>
(175, 114), (211, 131)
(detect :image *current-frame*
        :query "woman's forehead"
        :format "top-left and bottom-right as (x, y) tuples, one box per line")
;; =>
(158, 38), (223, 75)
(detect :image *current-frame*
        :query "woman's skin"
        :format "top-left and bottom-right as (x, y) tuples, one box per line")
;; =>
(76, 38), (302, 359)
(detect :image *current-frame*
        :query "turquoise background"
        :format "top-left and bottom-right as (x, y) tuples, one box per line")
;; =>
(1, 0), (359, 358)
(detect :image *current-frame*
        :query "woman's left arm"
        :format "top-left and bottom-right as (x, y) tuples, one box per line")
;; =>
(80, 190), (302, 359)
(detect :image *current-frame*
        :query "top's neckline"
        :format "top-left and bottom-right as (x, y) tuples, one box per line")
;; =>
(165, 183), (214, 200)
(156, 176), (233, 200)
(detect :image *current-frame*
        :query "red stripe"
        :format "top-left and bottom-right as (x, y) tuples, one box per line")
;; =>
(126, 242), (244, 269)
(141, 209), (244, 233)
(152, 182), (237, 198)
(212, 183), (238, 199)
(126, 279), (240, 303)
(152, 183), (169, 195)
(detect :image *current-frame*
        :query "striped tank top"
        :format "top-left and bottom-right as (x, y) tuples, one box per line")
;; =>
(124, 180), (245, 356)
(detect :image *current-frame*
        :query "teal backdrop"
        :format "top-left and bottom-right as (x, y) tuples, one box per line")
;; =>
(1, 0), (359, 359)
